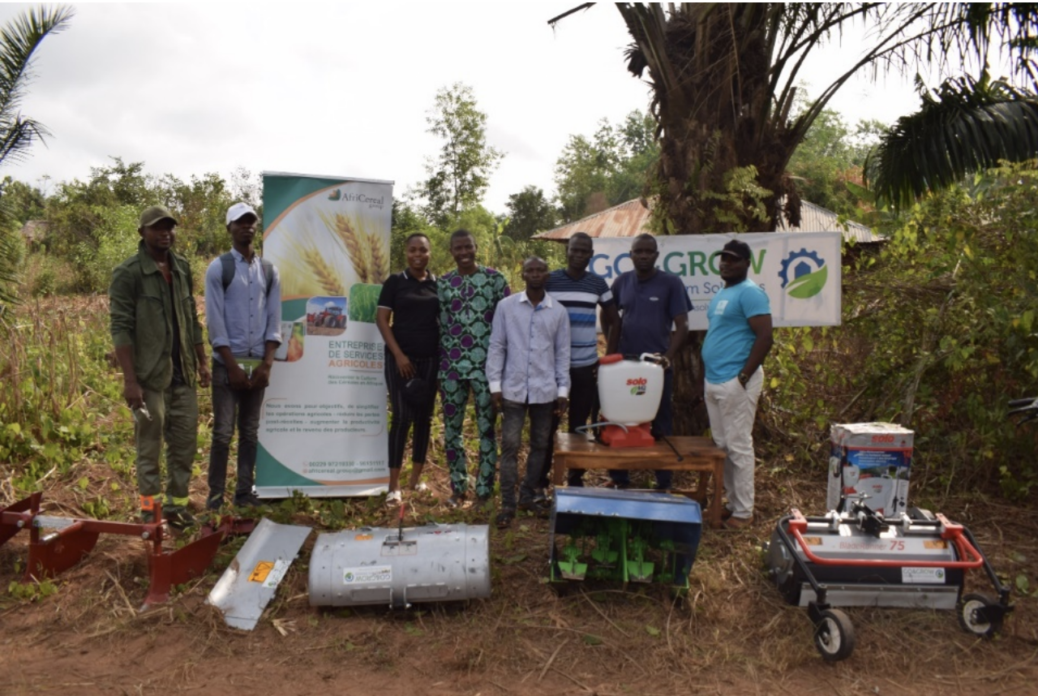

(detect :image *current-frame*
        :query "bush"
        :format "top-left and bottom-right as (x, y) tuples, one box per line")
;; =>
(763, 161), (1038, 499)
(70, 205), (140, 293)
(23, 253), (76, 297)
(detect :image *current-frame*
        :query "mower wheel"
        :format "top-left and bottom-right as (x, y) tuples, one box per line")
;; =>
(958, 593), (1002, 637)
(814, 609), (855, 662)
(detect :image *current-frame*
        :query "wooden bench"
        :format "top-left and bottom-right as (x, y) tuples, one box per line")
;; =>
(552, 433), (727, 529)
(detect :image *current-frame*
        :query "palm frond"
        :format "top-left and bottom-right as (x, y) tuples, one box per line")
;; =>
(0, 6), (75, 314)
(866, 73), (1038, 210)
(0, 5), (74, 153)
(0, 115), (47, 165)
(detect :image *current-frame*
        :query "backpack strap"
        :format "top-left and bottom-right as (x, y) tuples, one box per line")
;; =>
(260, 258), (274, 298)
(221, 251), (274, 298)
(220, 252), (235, 291)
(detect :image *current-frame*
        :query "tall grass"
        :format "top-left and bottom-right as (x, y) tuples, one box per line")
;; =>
(0, 296), (132, 497)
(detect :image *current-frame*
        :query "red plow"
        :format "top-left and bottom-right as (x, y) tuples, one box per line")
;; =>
(1, 492), (253, 610)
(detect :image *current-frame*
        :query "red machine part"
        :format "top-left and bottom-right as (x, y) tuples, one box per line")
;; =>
(1, 493), (254, 610)
(786, 508), (984, 569)
(0, 492), (40, 546)
(599, 422), (657, 448)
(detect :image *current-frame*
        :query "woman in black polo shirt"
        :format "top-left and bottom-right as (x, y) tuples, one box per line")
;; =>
(376, 233), (440, 504)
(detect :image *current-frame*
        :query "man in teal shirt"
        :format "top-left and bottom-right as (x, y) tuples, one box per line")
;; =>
(110, 205), (210, 529)
(701, 239), (773, 530)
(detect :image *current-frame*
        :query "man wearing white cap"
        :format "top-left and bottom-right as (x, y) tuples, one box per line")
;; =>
(204, 202), (282, 509)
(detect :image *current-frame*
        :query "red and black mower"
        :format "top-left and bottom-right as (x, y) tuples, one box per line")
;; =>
(764, 498), (1012, 661)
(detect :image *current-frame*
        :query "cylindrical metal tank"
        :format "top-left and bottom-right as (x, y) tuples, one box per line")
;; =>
(309, 523), (490, 608)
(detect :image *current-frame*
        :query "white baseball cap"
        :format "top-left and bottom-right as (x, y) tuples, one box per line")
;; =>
(226, 202), (259, 225)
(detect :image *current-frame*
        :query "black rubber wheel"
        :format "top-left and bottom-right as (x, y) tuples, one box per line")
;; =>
(814, 609), (856, 662)
(958, 593), (1002, 637)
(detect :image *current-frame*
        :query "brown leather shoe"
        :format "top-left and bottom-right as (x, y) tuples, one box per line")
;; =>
(720, 507), (734, 522)
(723, 514), (754, 530)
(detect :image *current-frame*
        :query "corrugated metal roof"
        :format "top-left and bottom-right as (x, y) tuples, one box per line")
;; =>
(535, 198), (654, 241)
(775, 199), (883, 244)
(19, 220), (49, 242)
(535, 197), (883, 244)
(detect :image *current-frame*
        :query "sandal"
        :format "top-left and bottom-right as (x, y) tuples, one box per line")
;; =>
(445, 492), (466, 509)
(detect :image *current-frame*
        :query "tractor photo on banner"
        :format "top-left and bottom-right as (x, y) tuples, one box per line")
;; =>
(256, 172), (393, 497)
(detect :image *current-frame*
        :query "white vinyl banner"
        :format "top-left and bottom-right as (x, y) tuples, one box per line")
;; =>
(587, 232), (842, 329)
(255, 173), (393, 497)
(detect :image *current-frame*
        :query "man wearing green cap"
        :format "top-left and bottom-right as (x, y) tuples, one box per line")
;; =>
(109, 205), (211, 529)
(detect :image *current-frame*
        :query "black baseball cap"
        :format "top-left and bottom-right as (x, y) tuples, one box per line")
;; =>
(719, 239), (751, 261)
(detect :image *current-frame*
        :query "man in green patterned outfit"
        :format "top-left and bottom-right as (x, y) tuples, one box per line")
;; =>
(438, 229), (510, 507)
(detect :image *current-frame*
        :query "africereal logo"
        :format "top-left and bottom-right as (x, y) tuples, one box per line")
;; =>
(778, 248), (828, 299)
(327, 189), (385, 210)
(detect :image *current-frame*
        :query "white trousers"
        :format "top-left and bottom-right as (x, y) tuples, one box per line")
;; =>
(704, 368), (763, 519)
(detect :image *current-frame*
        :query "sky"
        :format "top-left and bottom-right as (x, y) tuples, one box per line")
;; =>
(0, 2), (975, 215)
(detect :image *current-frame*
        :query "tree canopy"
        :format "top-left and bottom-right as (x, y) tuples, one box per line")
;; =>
(553, 111), (658, 223)
(552, 3), (1038, 235)
(416, 83), (503, 229)
(503, 185), (556, 240)
(866, 73), (1038, 210)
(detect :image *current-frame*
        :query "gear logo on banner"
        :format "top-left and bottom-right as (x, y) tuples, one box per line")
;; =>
(779, 248), (828, 299)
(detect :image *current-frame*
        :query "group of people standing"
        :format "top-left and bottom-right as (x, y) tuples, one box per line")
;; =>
(111, 204), (773, 533)
(110, 203), (280, 529)
(376, 229), (774, 530)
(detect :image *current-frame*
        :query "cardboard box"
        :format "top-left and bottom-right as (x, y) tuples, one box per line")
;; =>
(827, 423), (914, 516)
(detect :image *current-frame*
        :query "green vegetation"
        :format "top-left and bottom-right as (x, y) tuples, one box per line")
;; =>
(764, 160), (1038, 499)
(552, 111), (659, 224)
(348, 283), (381, 323)
(0, 296), (137, 498)
(0, 6), (75, 308)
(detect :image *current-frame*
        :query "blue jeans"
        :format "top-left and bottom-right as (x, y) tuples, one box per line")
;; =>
(609, 369), (674, 489)
(207, 361), (265, 509)
(500, 400), (554, 510)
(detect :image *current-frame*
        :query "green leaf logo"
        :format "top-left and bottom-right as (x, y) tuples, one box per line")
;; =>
(786, 264), (828, 299)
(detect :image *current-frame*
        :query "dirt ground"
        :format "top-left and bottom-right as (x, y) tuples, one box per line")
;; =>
(307, 322), (346, 337)
(3, 461), (1037, 696)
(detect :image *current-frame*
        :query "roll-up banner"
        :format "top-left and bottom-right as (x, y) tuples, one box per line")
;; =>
(256, 172), (392, 497)
(587, 232), (842, 329)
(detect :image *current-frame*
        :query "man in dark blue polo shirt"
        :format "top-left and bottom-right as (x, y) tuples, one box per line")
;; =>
(605, 233), (690, 490)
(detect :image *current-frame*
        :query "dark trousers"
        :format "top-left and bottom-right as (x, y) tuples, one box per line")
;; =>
(207, 361), (264, 509)
(385, 353), (438, 469)
(609, 369), (674, 489)
(500, 400), (554, 510)
(544, 363), (600, 488)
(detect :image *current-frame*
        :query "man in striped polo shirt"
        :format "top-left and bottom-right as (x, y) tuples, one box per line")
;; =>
(544, 232), (620, 489)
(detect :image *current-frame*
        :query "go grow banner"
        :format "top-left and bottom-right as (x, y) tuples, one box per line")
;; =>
(588, 232), (842, 330)
(256, 172), (392, 497)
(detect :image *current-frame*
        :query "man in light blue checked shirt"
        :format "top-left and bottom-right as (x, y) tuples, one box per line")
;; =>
(204, 202), (282, 510)
(486, 257), (570, 529)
